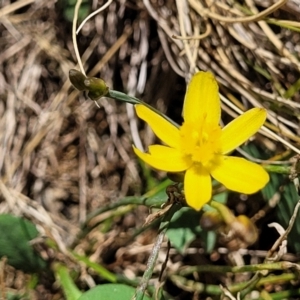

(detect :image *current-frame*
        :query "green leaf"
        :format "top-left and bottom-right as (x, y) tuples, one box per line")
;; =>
(205, 231), (217, 253)
(58, 0), (90, 23)
(78, 284), (151, 300)
(166, 207), (201, 254)
(0, 214), (47, 273)
(212, 191), (228, 204)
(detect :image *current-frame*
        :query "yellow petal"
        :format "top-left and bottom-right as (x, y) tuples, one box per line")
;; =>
(211, 156), (269, 194)
(184, 165), (212, 211)
(183, 72), (220, 125)
(135, 104), (180, 148)
(221, 108), (267, 154)
(133, 145), (191, 172)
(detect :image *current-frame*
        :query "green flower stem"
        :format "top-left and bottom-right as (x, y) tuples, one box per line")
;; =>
(106, 90), (140, 105)
(177, 261), (299, 276)
(263, 164), (291, 174)
(107, 90), (180, 128)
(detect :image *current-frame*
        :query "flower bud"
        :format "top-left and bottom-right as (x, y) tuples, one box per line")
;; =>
(69, 69), (87, 91)
(84, 77), (109, 100)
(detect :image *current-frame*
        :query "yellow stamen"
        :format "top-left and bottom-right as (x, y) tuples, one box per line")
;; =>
(180, 121), (222, 169)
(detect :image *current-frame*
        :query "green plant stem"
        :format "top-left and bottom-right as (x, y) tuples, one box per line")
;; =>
(240, 272), (263, 298)
(53, 263), (82, 300)
(107, 90), (180, 128)
(72, 253), (117, 283)
(170, 273), (296, 296)
(263, 164), (291, 174)
(82, 179), (172, 229)
(178, 261), (299, 276)
(257, 288), (300, 300)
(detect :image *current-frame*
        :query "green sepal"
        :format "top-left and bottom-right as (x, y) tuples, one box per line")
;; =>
(69, 69), (87, 91)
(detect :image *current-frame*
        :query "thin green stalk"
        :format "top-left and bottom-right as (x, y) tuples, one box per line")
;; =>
(72, 253), (117, 283)
(170, 273), (297, 296)
(53, 263), (82, 300)
(107, 90), (180, 128)
(178, 261), (299, 276)
(256, 273), (296, 286)
(257, 288), (300, 300)
(263, 164), (291, 174)
(170, 275), (222, 295)
(82, 179), (172, 228)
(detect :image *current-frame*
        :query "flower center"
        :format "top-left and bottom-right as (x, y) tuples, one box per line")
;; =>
(180, 120), (222, 169)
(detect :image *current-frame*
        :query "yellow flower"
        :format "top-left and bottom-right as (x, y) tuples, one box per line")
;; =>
(133, 72), (269, 210)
